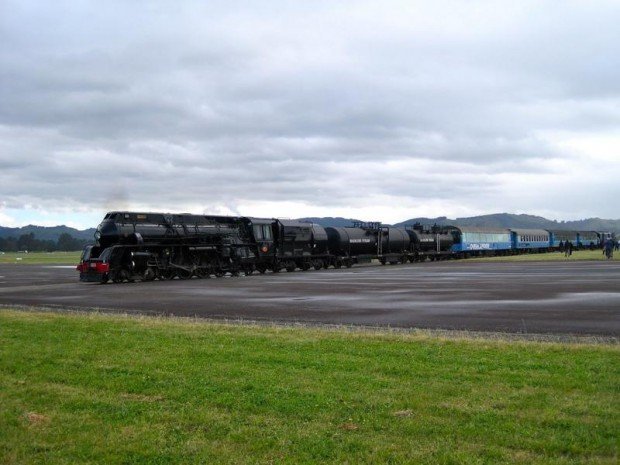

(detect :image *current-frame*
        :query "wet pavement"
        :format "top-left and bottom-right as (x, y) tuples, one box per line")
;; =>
(0, 261), (619, 335)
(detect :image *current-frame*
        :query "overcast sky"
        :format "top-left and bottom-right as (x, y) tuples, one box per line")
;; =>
(1, 0), (619, 229)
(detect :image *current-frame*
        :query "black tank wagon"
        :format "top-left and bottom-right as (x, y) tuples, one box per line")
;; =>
(325, 222), (413, 267)
(404, 223), (456, 261)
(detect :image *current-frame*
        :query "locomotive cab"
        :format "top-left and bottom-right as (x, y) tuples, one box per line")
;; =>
(245, 218), (275, 257)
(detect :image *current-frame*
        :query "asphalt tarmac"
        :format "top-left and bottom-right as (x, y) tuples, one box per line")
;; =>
(0, 261), (619, 335)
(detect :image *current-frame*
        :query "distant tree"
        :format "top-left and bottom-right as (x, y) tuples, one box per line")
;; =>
(0, 236), (16, 252)
(57, 233), (84, 251)
(41, 240), (57, 252)
(17, 233), (36, 251)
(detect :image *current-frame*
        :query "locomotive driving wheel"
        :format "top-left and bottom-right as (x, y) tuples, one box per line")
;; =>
(176, 268), (193, 280)
(143, 267), (156, 281)
(112, 269), (129, 283)
(194, 268), (209, 279)
(159, 268), (175, 280)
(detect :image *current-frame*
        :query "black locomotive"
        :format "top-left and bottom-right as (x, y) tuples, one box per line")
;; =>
(77, 211), (455, 283)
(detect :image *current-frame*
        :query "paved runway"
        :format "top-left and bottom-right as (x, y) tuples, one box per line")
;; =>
(0, 261), (619, 335)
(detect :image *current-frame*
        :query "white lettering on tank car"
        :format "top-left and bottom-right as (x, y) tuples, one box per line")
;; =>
(349, 238), (372, 243)
(467, 243), (491, 250)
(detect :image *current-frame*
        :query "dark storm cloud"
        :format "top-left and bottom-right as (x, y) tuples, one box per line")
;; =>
(1, 0), (619, 224)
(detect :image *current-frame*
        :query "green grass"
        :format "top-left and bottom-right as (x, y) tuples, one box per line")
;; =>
(0, 310), (618, 464)
(465, 249), (619, 262)
(0, 251), (81, 265)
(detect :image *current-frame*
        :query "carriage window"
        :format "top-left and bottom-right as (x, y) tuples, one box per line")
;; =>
(262, 225), (272, 240)
(253, 225), (263, 240)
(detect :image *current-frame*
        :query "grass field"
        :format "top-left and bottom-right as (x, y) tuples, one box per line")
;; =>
(0, 249), (615, 266)
(466, 249), (618, 262)
(0, 310), (618, 464)
(0, 251), (81, 265)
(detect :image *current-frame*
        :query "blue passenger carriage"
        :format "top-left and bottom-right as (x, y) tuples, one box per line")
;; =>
(547, 230), (577, 249)
(510, 229), (550, 252)
(450, 227), (512, 256)
(576, 231), (599, 249)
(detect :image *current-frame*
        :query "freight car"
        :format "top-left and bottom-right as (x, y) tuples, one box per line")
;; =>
(325, 222), (412, 267)
(405, 223), (455, 261)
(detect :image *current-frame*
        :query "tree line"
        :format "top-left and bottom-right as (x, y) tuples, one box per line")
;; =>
(0, 232), (88, 252)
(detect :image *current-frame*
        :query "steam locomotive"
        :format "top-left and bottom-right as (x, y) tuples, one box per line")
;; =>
(77, 211), (612, 283)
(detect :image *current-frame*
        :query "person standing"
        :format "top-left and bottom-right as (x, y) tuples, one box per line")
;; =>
(565, 241), (573, 257)
(604, 239), (614, 259)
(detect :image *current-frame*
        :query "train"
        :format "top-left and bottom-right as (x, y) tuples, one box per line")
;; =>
(77, 211), (615, 283)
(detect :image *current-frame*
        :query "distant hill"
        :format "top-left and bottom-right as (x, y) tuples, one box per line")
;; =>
(393, 214), (620, 232)
(1, 214), (618, 241)
(0, 225), (96, 242)
(297, 217), (365, 227)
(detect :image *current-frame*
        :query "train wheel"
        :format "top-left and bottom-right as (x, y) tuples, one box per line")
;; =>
(314, 261), (323, 271)
(161, 269), (176, 280)
(215, 269), (225, 278)
(176, 269), (193, 280)
(286, 263), (296, 272)
(115, 269), (129, 283)
(301, 262), (311, 271)
(244, 269), (253, 276)
(256, 265), (267, 274)
(195, 268), (209, 279)
(144, 268), (156, 281)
